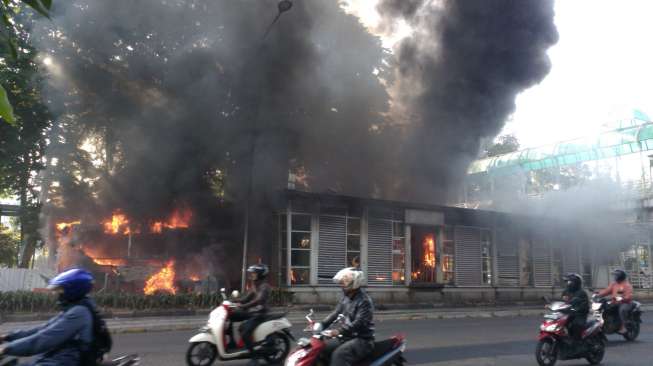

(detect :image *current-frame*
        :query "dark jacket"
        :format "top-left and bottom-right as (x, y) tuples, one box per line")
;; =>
(4, 299), (94, 366)
(323, 289), (375, 340)
(562, 288), (590, 316)
(239, 281), (271, 313)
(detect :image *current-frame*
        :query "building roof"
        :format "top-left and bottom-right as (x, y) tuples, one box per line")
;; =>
(282, 189), (566, 230)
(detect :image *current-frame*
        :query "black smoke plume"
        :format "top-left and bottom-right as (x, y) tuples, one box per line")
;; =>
(378, 0), (559, 201)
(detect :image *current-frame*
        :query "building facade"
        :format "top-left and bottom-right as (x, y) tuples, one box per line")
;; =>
(273, 190), (642, 304)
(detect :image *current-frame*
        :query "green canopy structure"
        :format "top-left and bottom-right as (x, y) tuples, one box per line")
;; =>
(469, 119), (653, 176)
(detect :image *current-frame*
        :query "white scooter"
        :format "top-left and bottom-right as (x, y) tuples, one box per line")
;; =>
(186, 289), (293, 366)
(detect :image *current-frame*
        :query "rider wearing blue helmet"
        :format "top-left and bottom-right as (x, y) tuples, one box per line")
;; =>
(0, 268), (96, 365)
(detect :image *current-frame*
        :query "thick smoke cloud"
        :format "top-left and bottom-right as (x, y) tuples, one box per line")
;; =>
(378, 0), (558, 202)
(37, 0), (393, 211)
(37, 0), (558, 269)
(37, 0), (392, 268)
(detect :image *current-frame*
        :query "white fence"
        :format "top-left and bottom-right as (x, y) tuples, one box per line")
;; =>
(0, 268), (55, 292)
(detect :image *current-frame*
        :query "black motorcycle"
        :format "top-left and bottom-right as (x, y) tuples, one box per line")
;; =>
(591, 294), (643, 341)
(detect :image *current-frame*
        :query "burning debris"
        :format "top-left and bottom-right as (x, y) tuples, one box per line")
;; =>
(144, 261), (178, 295)
(51, 205), (209, 294)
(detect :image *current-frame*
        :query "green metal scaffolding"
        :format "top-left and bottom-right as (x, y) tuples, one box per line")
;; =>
(469, 118), (653, 176)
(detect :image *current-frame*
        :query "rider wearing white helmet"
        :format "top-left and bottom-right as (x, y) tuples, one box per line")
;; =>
(320, 267), (375, 366)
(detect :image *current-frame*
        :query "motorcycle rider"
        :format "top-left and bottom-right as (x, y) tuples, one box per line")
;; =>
(320, 267), (374, 366)
(0, 268), (96, 366)
(231, 264), (271, 366)
(596, 269), (633, 334)
(561, 273), (590, 342)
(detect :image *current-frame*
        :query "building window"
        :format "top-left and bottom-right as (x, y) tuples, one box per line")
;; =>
(481, 229), (493, 285)
(442, 227), (455, 285)
(392, 222), (405, 285)
(346, 217), (361, 268)
(291, 213), (311, 285)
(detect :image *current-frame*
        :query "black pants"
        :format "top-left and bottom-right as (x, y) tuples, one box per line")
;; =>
(568, 314), (587, 340)
(323, 338), (374, 366)
(230, 310), (266, 357)
(618, 303), (633, 328)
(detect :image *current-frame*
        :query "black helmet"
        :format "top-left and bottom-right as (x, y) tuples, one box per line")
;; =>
(612, 269), (627, 283)
(247, 264), (269, 281)
(563, 273), (583, 292)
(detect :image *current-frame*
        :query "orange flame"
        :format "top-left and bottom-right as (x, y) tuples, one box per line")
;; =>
(150, 208), (192, 233)
(93, 258), (127, 266)
(103, 212), (130, 235)
(423, 234), (436, 267)
(56, 221), (81, 232)
(151, 222), (163, 234)
(144, 261), (177, 295)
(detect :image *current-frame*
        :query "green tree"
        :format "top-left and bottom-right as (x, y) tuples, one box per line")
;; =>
(0, 1), (52, 267)
(0, 0), (52, 124)
(485, 134), (520, 157)
(0, 222), (20, 267)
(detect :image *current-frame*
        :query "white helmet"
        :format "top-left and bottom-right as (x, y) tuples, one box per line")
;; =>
(333, 267), (364, 291)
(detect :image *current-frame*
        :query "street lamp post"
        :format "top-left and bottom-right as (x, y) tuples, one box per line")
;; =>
(240, 0), (293, 292)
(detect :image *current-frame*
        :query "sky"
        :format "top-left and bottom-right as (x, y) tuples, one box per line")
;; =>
(343, 0), (653, 149)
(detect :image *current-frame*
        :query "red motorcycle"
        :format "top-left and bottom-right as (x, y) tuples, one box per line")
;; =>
(284, 310), (406, 366)
(536, 298), (606, 366)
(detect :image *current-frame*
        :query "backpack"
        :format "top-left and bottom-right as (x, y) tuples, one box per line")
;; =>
(77, 300), (113, 365)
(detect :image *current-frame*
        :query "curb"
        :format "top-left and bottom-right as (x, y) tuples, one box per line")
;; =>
(5, 305), (652, 335)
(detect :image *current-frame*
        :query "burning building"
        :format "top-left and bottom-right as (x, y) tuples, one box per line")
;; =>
(272, 189), (652, 304)
(49, 205), (231, 295)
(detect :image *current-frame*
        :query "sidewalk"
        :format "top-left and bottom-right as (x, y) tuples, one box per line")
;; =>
(1, 303), (650, 334)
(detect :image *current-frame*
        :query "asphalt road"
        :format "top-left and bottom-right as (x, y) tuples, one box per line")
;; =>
(111, 313), (652, 366)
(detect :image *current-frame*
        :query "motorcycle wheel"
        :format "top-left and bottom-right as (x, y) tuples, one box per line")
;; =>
(623, 322), (640, 341)
(262, 332), (291, 365)
(585, 336), (606, 365)
(186, 342), (217, 366)
(535, 339), (558, 366)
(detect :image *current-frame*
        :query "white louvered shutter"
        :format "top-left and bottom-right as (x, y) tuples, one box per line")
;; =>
(454, 226), (482, 286)
(497, 230), (519, 287)
(533, 238), (553, 287)
(318, 216), (346, 285)
(367, 219), (393, 286)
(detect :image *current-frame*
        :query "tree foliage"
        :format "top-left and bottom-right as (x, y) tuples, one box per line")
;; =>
(0, 1), (52, 266)
(0, 223), (20, 267)
(0, 0), (52, 124)
(485, 134), (520, 157)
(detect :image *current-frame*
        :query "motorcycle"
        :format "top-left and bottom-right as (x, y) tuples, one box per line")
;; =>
(536, 298), (606, 366)
(0, 354), (140, 366)
(186, 288), (293, 366)
(591, 294), (643, 341)
(284, 310), (406, 366)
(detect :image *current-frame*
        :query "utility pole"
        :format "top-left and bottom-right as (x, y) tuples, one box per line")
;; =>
(240, 1), (294, 292)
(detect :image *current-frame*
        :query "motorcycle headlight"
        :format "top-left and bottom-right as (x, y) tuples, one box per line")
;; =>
(540, 323), (560, 332)
(285, 349), (308, 366)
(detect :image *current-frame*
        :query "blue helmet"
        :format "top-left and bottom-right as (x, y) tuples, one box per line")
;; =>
(48, 268), (94, 302)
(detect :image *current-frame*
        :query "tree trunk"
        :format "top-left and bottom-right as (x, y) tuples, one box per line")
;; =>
(18, 152), (34, 268)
